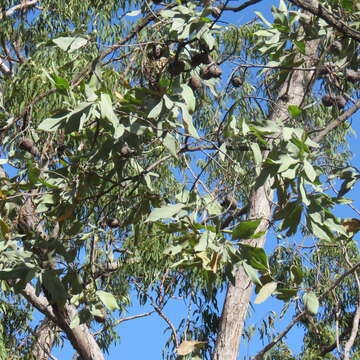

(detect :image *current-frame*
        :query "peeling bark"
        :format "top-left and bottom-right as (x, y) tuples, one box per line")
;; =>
(212, 40), (320, 360)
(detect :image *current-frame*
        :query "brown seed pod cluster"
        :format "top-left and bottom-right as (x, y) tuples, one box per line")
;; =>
(221, 195), (237, 210)
(345, 69), (360, 83)
(321, 94), (347, 109)
(330, 40), (342, 54)
(106, 218), (120, 228)
(120, 145), (135, 156)
(335, 95), (346, 109)
(200, 64), (222, 80)
(190, 52), (212, 67)
(231, 76), (243, 87)
(19, 138), (40, 157)
(190, 76), (201, 90)
(168, 60), (185, 75)
(317, 65), (331, 77)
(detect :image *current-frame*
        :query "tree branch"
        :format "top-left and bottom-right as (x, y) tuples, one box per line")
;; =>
(21, 283), (56, 322)
(0, 0), (38, 19)
(312, 100), (360, 143)
(220, 0), (262, 12)
(253, 260), (360, 359)
(288, 0), (360, 42)
(253, 312), (305, 360)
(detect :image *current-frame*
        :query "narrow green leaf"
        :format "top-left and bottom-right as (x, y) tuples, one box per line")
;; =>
(290, 265), (303, 285)
(303, 160), (317, 182)
(239, 244), (269, 271)
(242, 262), (261, 286)
(288, 104), (302, 118)
(100, 94), (124, 139)
(148, 99), (163, 119)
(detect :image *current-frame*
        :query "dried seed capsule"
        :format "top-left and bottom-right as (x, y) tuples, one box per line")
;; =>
(231, 77), (243, 87)
(208, 64), (222, 78)
(335, 95), (346, 109)
(321, 95), (334, 107)
(168, 60), (185, 75)
(345, 69), (360, 83)
(106, 218), (120, 228)
(19, 138), (40, 157)
(191, 53), (212, 67)
(190, 76), (201, 89)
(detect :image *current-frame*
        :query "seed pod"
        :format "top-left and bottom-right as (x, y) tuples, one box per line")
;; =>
(106, 218), (120, 228)
(94, 315), (106, 323)
(321, 95), (334, 107)
(231, 76), (243, 87)
(153, 45), (162, 59)
(317, 65), (330, 77)
(19, 138), (40, 157)
(335, 95), (346, 109)
(190, 53), (212, 67)
(345, 69), (360, 83)
(190, 76), (201, 89)
(330, 41), (342, 54)
(222, 195), (237, 210)
(168, 60), (185, 75)
(200, 66), (212, 80)
(120, 145), (134, 156)
(208, 64), (222, 78)
(211, 7), (221, 18)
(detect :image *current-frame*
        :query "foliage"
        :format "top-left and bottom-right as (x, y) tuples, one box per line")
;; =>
(0, 0), (359, 359)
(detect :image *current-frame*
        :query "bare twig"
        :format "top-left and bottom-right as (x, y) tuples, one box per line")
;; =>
(93, 311), (154, 336)
(221, 0), (263, 12)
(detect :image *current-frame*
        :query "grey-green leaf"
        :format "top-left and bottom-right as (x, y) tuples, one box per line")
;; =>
(303, 292), (319, 315)
(96, 290), (119, 311)
(254, 281), (277, 304)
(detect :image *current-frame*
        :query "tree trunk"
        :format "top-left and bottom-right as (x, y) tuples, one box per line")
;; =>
(1, 162), (105, 360)
(213, 39), (320, 360)
(32, 319), (57, 360)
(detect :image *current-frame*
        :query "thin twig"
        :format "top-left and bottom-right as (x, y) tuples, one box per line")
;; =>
(93, 311), (154, 336)
(312, 100), (360, 143)
(253, 260), (360, 359)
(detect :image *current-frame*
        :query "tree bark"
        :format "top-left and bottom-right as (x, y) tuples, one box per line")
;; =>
(0, 163), (106, 360)
(32, 319), (57, 360)
(213, 39), (320, 360)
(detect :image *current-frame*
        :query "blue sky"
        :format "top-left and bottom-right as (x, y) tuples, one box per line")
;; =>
(47, 0), (360, 358)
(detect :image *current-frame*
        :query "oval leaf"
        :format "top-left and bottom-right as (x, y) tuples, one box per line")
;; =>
(176, 340), (207, 356)
(303, 292), (319, 315)
(254, 281), (277, 304)
(96, 290), (119, 311)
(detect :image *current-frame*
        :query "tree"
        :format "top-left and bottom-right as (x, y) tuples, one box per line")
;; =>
(0, 0), (359, 359)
